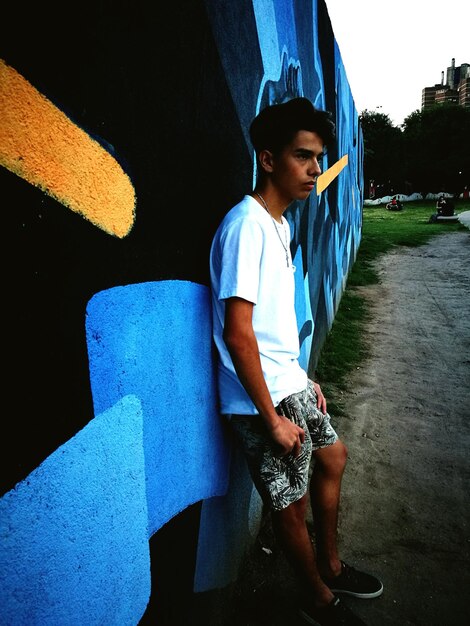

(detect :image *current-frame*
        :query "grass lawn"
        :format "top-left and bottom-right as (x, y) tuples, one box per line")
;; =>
(315, 200), (469, 416)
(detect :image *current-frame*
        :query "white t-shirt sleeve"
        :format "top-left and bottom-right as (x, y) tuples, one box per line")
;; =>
(218, 217), (263, 305)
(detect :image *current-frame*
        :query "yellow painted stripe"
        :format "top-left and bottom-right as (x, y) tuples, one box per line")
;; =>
(316, 154), (348, 194)
(0, 59), (135, 238)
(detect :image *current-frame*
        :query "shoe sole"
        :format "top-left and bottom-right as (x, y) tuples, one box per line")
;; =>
(328, 584), (383, 599)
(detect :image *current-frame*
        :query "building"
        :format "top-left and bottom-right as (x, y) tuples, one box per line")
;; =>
(422, 58), (470, 111)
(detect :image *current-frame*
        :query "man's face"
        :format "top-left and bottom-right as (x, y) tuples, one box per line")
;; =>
(272, 130), (324, 202)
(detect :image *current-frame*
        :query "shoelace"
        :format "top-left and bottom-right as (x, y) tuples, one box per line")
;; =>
(340, 562), (359, 581)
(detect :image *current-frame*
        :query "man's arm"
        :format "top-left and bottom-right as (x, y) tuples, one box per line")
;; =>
(223, 296), (305, 456)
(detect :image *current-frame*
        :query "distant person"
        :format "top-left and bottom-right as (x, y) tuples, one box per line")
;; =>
(429, 195), (456, 222)
(210, 97), (383, 626)
(436, 195), (447, 215)
(386, 196), (403, 211)
(436, 196), (455, 217)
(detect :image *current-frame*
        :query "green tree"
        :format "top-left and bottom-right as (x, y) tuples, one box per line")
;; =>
(402, 104), (470, 195)
(360, 110), (404, 197)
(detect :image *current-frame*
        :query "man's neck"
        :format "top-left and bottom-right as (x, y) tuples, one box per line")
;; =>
(252, 188), (290, 222)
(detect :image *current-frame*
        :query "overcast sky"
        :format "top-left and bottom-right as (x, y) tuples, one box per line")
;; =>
(324, 0), (470, 127)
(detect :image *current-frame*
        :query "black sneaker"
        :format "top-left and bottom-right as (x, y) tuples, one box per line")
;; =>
(323, 561), (383, 599)
(299, 596), (367, 625)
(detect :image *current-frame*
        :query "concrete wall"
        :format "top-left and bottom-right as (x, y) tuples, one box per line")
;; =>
(0, 1), (363, 623)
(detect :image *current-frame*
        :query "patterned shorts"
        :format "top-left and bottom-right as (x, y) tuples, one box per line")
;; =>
(229, 380), (338, 511)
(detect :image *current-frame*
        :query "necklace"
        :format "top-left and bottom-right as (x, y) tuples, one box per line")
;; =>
(255, 193), (290, 267)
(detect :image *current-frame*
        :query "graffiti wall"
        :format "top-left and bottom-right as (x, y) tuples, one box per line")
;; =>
(0, 0), (363, 623)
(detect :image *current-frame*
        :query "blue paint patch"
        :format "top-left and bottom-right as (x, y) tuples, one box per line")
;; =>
(86, 280), (230, 536)
(0, 396), (149, 625)
(194, 445), (263, 592)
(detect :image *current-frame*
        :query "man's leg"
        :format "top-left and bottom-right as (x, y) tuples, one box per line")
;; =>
(310, 440), (348, 579)
(272, 490), (372, 625)
(271, 493), (334, 607)
(309, 440), (384, 601)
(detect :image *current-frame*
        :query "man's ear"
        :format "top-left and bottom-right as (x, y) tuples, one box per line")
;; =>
(259, 149), (274, 173)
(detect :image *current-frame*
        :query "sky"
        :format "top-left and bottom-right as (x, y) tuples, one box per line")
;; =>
(324, 0), (470, 127)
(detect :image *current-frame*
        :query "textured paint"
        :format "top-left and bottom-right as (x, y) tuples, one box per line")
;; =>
(0, 59), (135, 238)
(1, 279), (229, 623)
(0, 396), (150, 625)
(193, 446), (264, 592)
(317, 154), (349, 194)
(86, 280), (230, 536)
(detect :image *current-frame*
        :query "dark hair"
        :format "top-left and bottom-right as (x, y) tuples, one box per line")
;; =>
(249, 97), (336, 156)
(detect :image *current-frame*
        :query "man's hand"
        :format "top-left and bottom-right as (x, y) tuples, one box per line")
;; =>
(312, 380), (327, 414)
(268, 415), (305, 457)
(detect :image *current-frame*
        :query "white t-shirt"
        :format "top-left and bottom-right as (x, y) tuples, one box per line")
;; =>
(210, 194), (308, 414)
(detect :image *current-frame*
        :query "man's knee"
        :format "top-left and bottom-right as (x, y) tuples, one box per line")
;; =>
(337, 440), (348, 464)
(273, 492), (309, 526)
(314, 440), (348, 475)
(331, 440), (348, 472)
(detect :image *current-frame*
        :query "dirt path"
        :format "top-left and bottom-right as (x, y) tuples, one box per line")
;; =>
(229, 229), (470, 626)
(334, 229), (470, 626)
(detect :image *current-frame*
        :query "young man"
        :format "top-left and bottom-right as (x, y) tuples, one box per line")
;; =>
(210, 98), (382, 626)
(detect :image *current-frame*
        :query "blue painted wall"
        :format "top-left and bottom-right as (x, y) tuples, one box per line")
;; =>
(1, 1), (362, 623)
